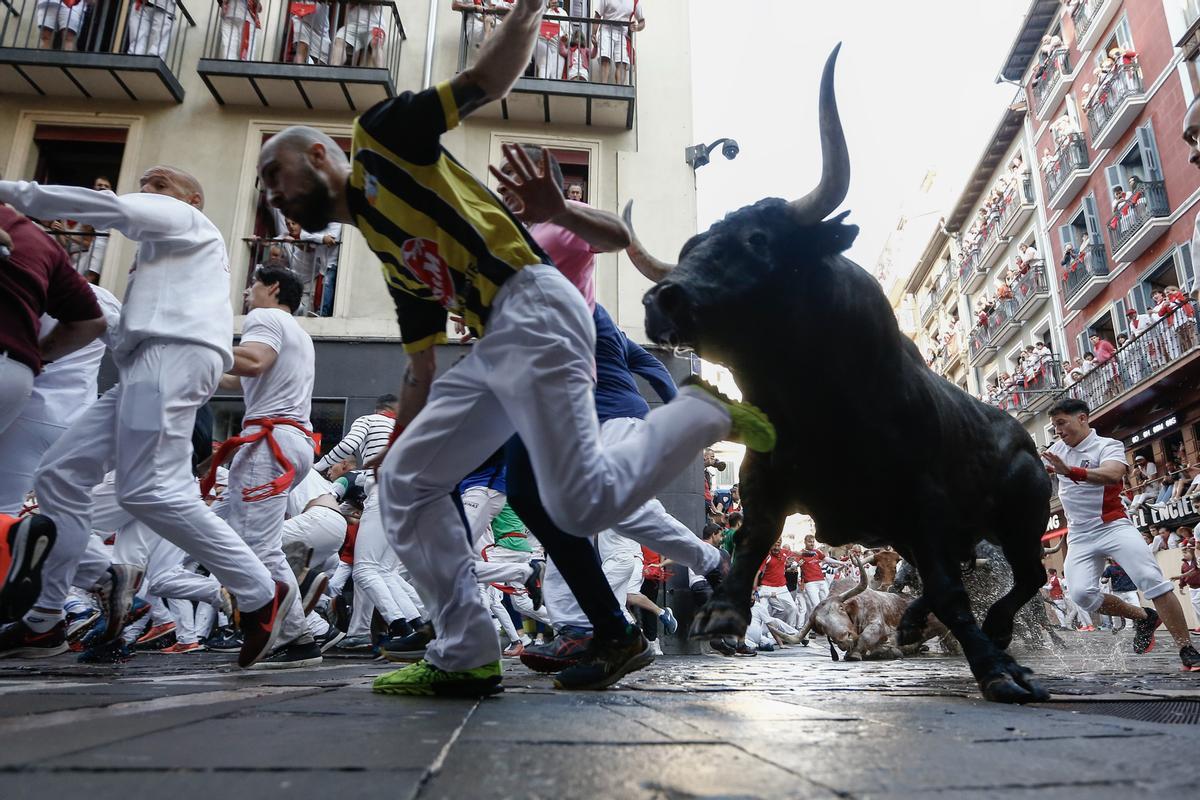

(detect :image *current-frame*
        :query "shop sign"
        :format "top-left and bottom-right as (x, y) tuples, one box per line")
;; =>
(1129, 414), (1178, 445)
(1132, 495), (1199, 530)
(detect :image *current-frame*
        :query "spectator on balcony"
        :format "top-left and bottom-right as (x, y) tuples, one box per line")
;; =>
(566, 183), (584, 201)
(332, 1), (386, 67)
(215, 0), (261, 61)
(1171, 464), (1199, 503)
(1060, 241), (1077, 273)
(1080, 351), (1096, 375)
(454, 0), (490, 67)
(289, 1), (332, 64)
(35, 0), (85, 51)
(993, 276), (1013, 302)
(594, 0), (644, 86)
(1089, 333), (1116, 366)
(533, 0), (569, 79)
(127, 0), (177, 58)
(1127, 462), (1157, 514)
(560, 27), (597, 82)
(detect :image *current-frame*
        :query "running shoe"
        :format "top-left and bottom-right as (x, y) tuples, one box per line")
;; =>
(524, 559), (544, 610)
(78, 639), (133, 664)
(681, 377), (776, 453)
(387, 617), (414, 639)
(553, 628), (654, 690)
(160, 641), (205, 655)
(380, 621), (435, 663)
(758, 642), (776, 653)
(65, 608), (102, 641)
(314, 626), (346, 653)
(248, 638), (322, 670)
(1133, 607), (1162, 654)
(0, 619), (67, 658)
(298, 571), (329, 616)
(650, 639), (664, 656)
(135, 622), (177, 650)
(92, 565), (144, 645)
(1079, 625), (1096, 632)
(0, 514), (57, 623)
(334, 633), (376, 653)
(709, 637), (736, 656)
(204, 625), (243, 653)
(502, 641), (525, 658)
(519, 625), (591, 673)
(238, 580), (297, 668)
(658, 607), (679, 635)
(372, 659), (503, 697)
(1181, 645), (1200, 672)
(734, 642), (758, 657)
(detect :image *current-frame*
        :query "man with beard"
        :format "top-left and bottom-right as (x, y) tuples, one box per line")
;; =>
(256, 0), (773, 697)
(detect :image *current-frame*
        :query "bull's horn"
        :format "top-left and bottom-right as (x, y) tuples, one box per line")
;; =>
(789, 44), (851, 226)
(797, 616), (815, 641)
(834, 555), (869, 603)
(622, 201), (675, 283)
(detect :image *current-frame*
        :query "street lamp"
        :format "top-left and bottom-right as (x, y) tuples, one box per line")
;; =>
(686, 138), (740, 171)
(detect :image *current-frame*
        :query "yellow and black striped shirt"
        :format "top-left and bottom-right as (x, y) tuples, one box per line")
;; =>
(348, 81), (551, 353)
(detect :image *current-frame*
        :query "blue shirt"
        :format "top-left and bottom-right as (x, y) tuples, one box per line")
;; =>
(1102, 564), (1136, 593)
(459, 449), (506, 495)
(593, 304), (676, 423)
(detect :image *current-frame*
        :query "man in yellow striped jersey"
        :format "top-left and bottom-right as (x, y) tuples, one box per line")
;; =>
(256, 0), (774, 698)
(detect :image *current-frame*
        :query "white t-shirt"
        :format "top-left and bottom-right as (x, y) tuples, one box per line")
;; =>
(239, 307), (314, 426)
(1023, 245), (1039, 262)
(287, 468), (336, 517)
(1049, 429), (1129, 537)
(597, 529), (640, 561)
(23, 285), (121, 426)
(596, 0), (643, 22)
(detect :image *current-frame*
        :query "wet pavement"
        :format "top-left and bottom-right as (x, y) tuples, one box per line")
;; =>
(0, 630), (1196, 799)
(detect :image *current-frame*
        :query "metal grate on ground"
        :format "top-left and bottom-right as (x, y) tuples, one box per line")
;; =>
(1042, 699), (1200, 725)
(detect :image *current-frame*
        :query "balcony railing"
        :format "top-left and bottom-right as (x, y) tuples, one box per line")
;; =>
(1107, 180), (1169, 254)
(243, 236), (341, 317)
(968, 324), (992, 362)
(935, 260), (956, 301)
(957, 247), (981, 291)
(1010, 265), (1049, 314)
(1059, 301), (1200, 412)
(1044, 133), (1089, 201)
(990, 360), (1065, 414)
(920, 293), (938, 325)
(1070, 0), (1102, 42)
(1031, 50), (1070, 115)
(197, 0), (404, 109)
(1085, 63), (1145, 143)
(0, 0), (193, 100)
(998, 174), (1034, 230)
(455, 9), (637, 127)
(1059, 241), (1109, 306)
(986, 298), (1018, 339)
(40, 225), (109, 277)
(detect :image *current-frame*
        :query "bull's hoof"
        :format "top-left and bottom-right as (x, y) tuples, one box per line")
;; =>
(979, 665), (1050, 705)
(688, 600), (749, 639)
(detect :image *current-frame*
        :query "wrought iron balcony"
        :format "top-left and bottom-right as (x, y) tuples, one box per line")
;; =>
(1071, 0), (1120, 53)
(1108, 180), (1170, 260)
(968, 324), (993, 364)
(1044, 133), (1089, 207)
(1031, 51), (1070, 117)
(1059, 241), (1110, 310)
(999, 174), (1035, 235)
(957, 247), (986, 293)
(0, 0), (193, 101)
(920, 293), (938, 326)
(1058, 301), (1200, 415)
(197, 0), (405, 111)
(242, 236), (341, 317)
(456, 9), (636, 128)
(1085, 62), (1147, 149)
(935, 260), (956, 302)
(990, 360), (1065, 415)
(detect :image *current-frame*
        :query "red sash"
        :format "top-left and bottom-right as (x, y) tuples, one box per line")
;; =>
(200, 417), (318, 502)
(290, 2), (317, 17)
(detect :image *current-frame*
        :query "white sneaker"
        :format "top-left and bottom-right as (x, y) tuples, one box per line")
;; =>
(650, 639), (663, 656)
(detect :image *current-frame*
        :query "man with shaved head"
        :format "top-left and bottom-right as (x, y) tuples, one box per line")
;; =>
(0, 169), (293, 668)
(258, 0), (772, 698)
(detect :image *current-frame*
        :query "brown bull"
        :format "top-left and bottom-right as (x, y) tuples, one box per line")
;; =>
(799, 565), (948, 661)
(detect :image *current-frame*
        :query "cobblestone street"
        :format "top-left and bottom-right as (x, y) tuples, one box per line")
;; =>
(1, 632), (1197, 799)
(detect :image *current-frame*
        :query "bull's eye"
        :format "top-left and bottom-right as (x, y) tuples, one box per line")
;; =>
(747, 232), (769, 250)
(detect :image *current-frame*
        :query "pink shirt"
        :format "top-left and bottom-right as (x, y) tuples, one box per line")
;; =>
(528, 200), (599, 311)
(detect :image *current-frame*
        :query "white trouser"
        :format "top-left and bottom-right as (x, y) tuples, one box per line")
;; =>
(1064, 521), (1175, 613)
(217, 15), (257, 60)
(1189, 587), (1200, 624)
(378, 264), (729, 671)
(72, 533), (114, 591)
(511, 588), (550, 625)
(798, 579), (828, 626)
(328, 561), (351, 595)
(346, 584), (373, 637)
(476, 544), (533, 585)
(482, 585), (521, 644)
(172, 599), (217, 644)
(461, 486), (507, 550)
(211, 424), (313, 646)
(0, 414), (69, 514)
(353, 490), (420, 625)
(127, 4), (174, 58)
(0, 355), (34, 437)
(600, 417), (722, 574)
(32, 341), (274, 616)
(543, 555), (589, 630)
(282, 505), (346, 577)
(534, 36), (564, 79)
(601, 551), (644, 624)
(747, 598), (797, 647)
(758, 584), (799, 628)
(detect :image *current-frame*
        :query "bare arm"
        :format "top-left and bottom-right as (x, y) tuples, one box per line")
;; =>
(39, 316), (107, 362)
(450, 0), (543, 118)
(219, 373), (242, 392)
(1042, 454), (1127, 486)
(227, 341), (278, 378)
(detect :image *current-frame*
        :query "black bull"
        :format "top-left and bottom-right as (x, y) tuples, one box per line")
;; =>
(626, 46), (1053, 704)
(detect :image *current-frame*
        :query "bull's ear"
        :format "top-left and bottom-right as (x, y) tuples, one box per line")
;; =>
(812, 212), (858, 256)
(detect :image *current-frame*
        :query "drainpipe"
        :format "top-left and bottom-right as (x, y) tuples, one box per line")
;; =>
(423, 0), (438, 89)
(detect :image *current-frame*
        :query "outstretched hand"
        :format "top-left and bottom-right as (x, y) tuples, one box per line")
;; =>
(1041, 451), (1069, 476)
(488, 143), (567, 224)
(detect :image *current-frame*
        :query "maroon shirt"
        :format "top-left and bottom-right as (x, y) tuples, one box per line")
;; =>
(0, 206), (102, 373)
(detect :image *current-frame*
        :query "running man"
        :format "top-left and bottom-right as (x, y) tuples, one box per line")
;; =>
(1043, 398), (1199, 671)
(0, 170), (293, 668)
(256, 0), (771, 697)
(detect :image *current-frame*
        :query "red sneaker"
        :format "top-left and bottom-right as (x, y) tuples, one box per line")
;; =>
(161, 641), (204, 654)
(0, 515), (57, 623)
(238, 580), (296, 668)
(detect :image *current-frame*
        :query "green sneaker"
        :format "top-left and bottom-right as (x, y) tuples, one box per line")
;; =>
(683, 377), (777, 453)
(372, 658), (503, 697)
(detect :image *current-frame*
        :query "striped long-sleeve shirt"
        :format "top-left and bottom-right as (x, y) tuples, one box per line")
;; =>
(315, 413), (395, 471)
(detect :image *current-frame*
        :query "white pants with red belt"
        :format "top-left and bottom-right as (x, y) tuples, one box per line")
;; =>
(378, 264), (730, 672)
(217, 14), (257, 60)
(353, 489), (422, 626)
(127, 4), (174, 58)
(758, 584), (799, 628)
(32, 341), (275, 619)
(798, 579), (828, 626)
